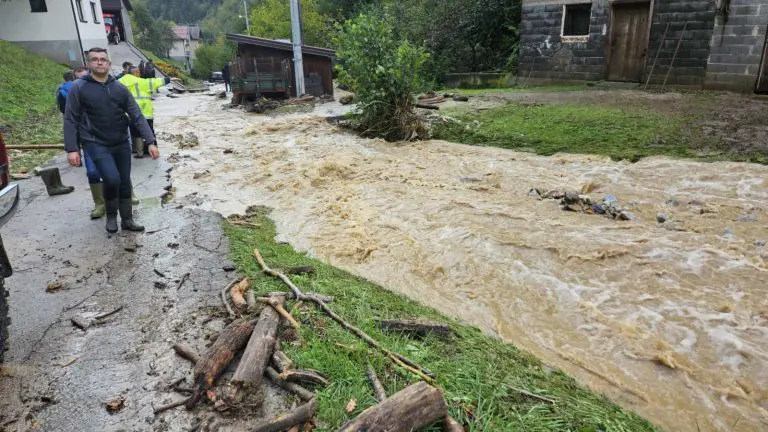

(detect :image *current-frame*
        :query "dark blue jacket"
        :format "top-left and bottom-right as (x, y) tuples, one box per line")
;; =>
(56, 81), (74, 114)
(63, 74), (155, 152)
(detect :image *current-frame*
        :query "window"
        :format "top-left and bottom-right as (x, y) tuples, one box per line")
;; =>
(562, 3), (592, 36)
(29, 0), (47, 13)
(91, 2), (100, 23)
(76, 0), (87, 22)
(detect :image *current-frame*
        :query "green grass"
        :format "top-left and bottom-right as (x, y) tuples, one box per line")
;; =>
(434, 102), (701, 162)
(441, 84), (592, 96)
(0, 41), (68, 153)
(224, 208), (658, 432)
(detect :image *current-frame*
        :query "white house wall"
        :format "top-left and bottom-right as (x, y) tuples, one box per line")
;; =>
(76, 0), (110, 53)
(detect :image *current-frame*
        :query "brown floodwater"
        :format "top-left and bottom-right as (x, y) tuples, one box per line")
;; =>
(160, 95), (768, 432)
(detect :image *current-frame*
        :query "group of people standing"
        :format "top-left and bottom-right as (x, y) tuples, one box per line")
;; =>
(58, 48), (174, 234)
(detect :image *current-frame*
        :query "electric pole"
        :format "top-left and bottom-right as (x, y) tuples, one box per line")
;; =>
(289, 0), (305, 96)
(242, 0), (250, 32)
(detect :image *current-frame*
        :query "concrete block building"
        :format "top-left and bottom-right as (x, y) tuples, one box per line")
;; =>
(518, 0), (768, 92)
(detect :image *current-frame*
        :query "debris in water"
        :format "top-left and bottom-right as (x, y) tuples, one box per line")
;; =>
(223, 148), (234, 154)
(532, 187), (634, 221)
(105, 396), (126, 413)
(656, 213), (668, 224)
(154, 281), (168, 290)
(755, 240), (766, 247)
(722, 228), (734, 240)
(664, 199), (680, 207)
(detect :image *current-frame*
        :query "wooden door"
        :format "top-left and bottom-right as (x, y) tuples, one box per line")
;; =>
(608, 2), (651, 82)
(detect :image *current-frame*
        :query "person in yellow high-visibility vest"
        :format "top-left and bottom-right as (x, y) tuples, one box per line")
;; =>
(119, 66), (172, 158)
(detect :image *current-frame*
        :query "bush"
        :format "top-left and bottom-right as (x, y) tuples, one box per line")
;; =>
(192, 41), (234, 80)
(334, 14), (430, 141)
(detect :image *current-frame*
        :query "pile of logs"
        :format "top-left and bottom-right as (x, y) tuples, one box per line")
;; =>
(416, 92), (470, 110)
(157, 248), (463, 431)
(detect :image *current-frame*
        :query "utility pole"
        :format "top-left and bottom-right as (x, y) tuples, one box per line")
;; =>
(242, 0), (250, 32)
(289, 0), (305, 96)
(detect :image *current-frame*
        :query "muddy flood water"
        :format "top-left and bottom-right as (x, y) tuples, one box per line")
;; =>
(160, 95), (768, 432)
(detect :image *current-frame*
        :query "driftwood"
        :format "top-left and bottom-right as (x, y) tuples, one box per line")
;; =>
(266, 291), (333, 303)
(443, 416), (464, 432)
(256, 297), (300, 329)
(250, 397), (317, 432)
(366, 364), (387, 402)
(95, 306), (123, 321)
(379, 319), (453, 338)
(154, 398), (191, 415)
(221, 280), (237, 317)
(265, 367), (315, 401)
(231, 278), (250, 312)
(338, 381), (447, 432)
(231, 297), (284, 387)
(246, 289), (257, 312)
(177, 272), (190, 290)
(173, 342), (201, 364)
(415, 103), (439, 110)
(279, 369), (329, 388)
(272, 351), (293, 373)
(187, 318), (256, 409)
(254, 249), (435, 385)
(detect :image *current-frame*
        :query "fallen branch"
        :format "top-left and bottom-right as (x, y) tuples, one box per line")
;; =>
(221, 280), (237, 317)
(266, 291), (333, 303)
(443, 416), (464, 432)
(154, 397), (191, 415)
(256, 297), (300, 329)
(246, 289), (257, 312)
(187, 318), (256, 409)
(231, 220), (262, 229)
(230, 298), (283, 399)
(415, 103), (440, 110)
(173, 343), (201, 364)
(510, 386), (555, 404)
(272, 351), (293, 373)
(231, 278), (250, 312)
(366, 364), (387, 402)
(250, 397), (317, 432)
(278, 369), (329, 388)
(379, 319), (453, 338)
(338, 381), (447, 432)
(265, 367), (315, 401)
(94, 306), (123, 321)
(177, 272), (190, 290)
(254, 249), (434, 384)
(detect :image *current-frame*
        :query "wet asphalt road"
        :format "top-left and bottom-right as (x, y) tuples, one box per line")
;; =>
(0, 153), (239, 431)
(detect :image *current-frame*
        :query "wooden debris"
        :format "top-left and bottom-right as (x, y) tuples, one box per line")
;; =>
(177, 272), (190, 290)
(251, 397), (317, 432)
(231, 278), (250, 312)
(366, 364), (387, 402)
(220, 280), (237, 317)
(173, 343), (201, 364)
(256, 297), (300, 329)
(154, 397), (190, 415)
(95, 306), (123, 321)
(271, 351), (293, 373)
(415, 103), (439, 110)
(187, 318), (256, 409)
(338, 382), (447, 432)
(265, 367), (315, 401)
(278, 369), (329, 388)
(246, 289), (257, 312)
(231, 297), (284, 387)
(443, 416), (464, 432)
(253, 249), (435, 385)
(266, 291), (333, 303)
(379, 319), (453, 338)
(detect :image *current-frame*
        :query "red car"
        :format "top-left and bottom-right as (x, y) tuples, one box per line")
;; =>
(0, 129), (20, 362)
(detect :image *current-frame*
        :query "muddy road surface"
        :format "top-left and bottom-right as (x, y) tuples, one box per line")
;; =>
(163, 91), (768, 432)
(0, 142), (290, 430)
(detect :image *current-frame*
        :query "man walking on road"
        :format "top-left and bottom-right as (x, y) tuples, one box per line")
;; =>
(64, 47), (160, 234)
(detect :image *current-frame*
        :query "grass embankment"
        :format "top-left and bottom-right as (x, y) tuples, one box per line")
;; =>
(0, 41), (67, 170)
(224, 208), (657, 432)
(434, 101), (698, 162)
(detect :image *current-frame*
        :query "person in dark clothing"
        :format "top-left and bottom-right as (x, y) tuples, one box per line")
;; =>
(138, 60), (145, 77)
(64, 47), (160, 234)
(222, 62), (231, 93)
(143, 60), (156, 78)
(115, 61), (132, 80)
(56, 71), (75, 114)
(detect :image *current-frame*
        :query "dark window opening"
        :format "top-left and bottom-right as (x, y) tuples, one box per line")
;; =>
(76, 0), (87, 22)
(29, 0), (47, 13)
(563, 3), (592, 36)
(91, 2), (100, 23)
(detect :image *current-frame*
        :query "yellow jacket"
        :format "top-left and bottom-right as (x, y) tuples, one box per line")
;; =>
(118, 74), (166, 119)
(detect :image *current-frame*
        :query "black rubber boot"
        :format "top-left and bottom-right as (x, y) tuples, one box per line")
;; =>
(119, 199), (144, 232)
(105, 199), (119, 233)
(39, 167), (75, 196)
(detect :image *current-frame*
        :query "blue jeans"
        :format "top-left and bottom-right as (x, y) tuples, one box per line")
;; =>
(82, 140), (132, 201)
(82, 149), (102, 184)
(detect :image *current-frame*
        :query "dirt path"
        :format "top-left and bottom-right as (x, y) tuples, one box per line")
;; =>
(0, 131), (289, 430)
(163, 91), (768, 432)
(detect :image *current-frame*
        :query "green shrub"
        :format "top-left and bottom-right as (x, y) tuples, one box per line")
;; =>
(334, 14), (430, 141)
(192, 40), (234, 80)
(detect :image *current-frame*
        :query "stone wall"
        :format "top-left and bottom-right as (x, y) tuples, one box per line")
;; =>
(705, 0), (768, 92)
(518, 0), (610, 82)
(645, 1), (718, 87)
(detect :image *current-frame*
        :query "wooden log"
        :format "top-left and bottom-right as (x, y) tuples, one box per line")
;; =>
(379, 319), (453, 338)
(415, 103), (439, 110)
(265, 367), (315, 401)
(366, 364), (387, 402)
(250, 397), (317, 432)
(231, 278), (251, 312)
(173, 342), (201, 364)
(256, 297), (300, 329)
(231, 297), (284, 386)
(443, 416), (464, 432)
(186, 318), (256, 409)
(338, 382), (447, 432)
(271, 351), (293, 373)
(266, 291), (333, 303)
(279, 369), (329, 388)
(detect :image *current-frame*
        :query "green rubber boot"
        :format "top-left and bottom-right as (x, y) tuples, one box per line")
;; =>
(89, 183), (106, 219)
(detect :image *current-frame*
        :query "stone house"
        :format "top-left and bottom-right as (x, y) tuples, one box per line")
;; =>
(518, 0), (768, 92)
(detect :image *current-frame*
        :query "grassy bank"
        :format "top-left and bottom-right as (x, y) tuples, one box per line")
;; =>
(434, 102), (697, 162)
(0, 41), (67, 169)
(224, 208), (657, 432)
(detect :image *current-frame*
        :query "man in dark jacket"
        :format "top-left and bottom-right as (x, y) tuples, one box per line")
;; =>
(222, 62), (231, 93)
(143, 60), (156, 78)
(64, 47), (160, 234)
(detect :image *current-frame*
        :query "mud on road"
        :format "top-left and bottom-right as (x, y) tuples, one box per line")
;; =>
(0, 146), (290, 430)
(164, 90), (768, 432)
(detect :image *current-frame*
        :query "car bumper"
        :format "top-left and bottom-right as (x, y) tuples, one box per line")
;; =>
(0, 183), (19, 229)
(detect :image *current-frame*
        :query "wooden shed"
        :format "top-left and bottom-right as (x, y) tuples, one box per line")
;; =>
(225, 33), (335, 102)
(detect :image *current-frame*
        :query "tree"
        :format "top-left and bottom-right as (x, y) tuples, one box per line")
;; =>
(248, 0), (331, 46)
(131, 3), (178, 58)
(335, 13), (430, 141)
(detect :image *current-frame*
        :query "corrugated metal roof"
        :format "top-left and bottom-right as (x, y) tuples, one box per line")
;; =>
(226, 33), (336, 58)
